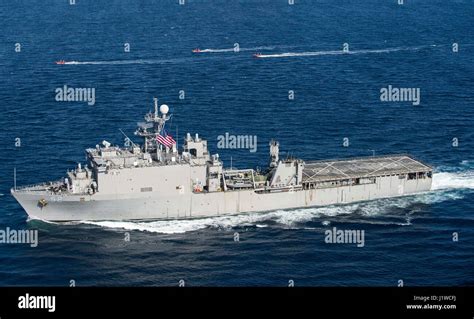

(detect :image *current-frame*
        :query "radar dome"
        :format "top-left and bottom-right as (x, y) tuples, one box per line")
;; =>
(160, 104), (169, 114)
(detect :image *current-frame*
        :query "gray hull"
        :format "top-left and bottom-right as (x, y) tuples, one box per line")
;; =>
(11, 174), (432, 222)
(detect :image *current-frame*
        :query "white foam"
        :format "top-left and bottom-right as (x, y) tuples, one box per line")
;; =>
(26, 215), (60, 224)
(432, 171), (474, 190)
(83, 212), (276, 234)
(200, 48), (234, 53)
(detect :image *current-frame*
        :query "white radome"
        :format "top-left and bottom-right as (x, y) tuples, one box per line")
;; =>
(160, 104), (169, 114)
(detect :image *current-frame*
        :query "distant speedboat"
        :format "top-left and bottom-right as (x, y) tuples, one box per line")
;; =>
(192, 48), (201, 53)
(253, 53), (262, 58)
(55, 60), (66, 65)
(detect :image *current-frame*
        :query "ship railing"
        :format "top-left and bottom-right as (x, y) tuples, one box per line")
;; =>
(13, 180), (65, 192)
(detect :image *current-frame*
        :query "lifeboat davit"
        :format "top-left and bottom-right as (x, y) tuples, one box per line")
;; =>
(55, 60), (66, 65)
(192, 48), (201, 53)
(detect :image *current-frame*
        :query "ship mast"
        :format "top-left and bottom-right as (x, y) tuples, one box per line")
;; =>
(135, 98), (171, 161)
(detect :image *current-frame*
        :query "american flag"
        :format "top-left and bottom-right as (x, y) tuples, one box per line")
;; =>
(156, 130), (176, 148)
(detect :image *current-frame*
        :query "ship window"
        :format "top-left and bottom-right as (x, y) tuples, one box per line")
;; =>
(140, 187), (153, 192)
(190, 148), (197, 157)
(408, 173), (417, 180)
(427, 172), (432, 178)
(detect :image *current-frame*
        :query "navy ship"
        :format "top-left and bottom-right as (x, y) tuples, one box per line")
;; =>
(11, 100), (432, 221)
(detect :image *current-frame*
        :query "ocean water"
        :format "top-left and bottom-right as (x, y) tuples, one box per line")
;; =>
(0, 0), (473, 286)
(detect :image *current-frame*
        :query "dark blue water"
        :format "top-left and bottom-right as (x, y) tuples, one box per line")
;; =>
(0, 0), (473, 286)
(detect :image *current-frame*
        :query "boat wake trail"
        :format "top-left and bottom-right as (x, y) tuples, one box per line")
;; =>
(195, 46), (280, 53)
(81, 168), (474, 234)
(256, 45), (438, 59)
(63, 58), (191, 65)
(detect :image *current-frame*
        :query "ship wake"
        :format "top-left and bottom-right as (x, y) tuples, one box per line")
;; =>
(81, 168), (474, 234)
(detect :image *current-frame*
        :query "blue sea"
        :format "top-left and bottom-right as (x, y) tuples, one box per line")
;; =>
(0, 0), (473, 286)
